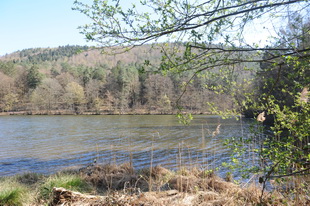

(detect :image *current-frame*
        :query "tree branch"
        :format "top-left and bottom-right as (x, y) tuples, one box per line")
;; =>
(269, 167), (310, 178)
(125, 0), (303, 42)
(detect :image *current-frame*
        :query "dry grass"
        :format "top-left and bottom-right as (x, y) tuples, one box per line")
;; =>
(51, 163), (309, 206)
(0, 177), (34, 206)
(1, 163), (308, 205)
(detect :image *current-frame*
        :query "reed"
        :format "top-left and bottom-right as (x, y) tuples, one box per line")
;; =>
(149, 133), (155, 192)
(0, 161), (308, 205)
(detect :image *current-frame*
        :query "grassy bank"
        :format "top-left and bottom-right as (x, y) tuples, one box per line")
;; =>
(1, 163), (309, 206)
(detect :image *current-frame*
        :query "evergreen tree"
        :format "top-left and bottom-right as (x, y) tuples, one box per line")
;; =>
(27, 65), (42, 90)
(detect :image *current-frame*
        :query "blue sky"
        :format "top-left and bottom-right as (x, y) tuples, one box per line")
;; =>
(0, 0), (94, 56)
(0, 0), (281, 56)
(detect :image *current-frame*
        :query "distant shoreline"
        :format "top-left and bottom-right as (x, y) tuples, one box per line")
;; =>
(0, 110), (210, 116)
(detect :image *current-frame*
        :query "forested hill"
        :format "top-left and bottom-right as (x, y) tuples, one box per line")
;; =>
(0, 45), (256, 114)
(1, 45), (163, 66)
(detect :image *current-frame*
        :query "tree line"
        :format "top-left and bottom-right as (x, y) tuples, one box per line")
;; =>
(0, 45), (255, 114)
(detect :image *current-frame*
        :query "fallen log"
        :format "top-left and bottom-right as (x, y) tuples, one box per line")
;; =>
(52, 187), (104, 206)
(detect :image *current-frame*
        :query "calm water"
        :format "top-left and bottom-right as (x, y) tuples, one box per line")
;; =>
(0, 115), (253, 176)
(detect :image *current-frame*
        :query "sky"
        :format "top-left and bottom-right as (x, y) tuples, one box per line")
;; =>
(0, 0), (285, 56)
(0, 0), (94, 56)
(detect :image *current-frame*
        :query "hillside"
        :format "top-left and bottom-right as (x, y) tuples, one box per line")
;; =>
(0, 44), (256, 115)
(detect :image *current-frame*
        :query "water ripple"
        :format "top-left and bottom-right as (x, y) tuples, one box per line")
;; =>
(0, 115), (253, 176)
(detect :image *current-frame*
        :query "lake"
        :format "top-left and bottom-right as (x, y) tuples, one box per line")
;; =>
(0, 115), (254, 176)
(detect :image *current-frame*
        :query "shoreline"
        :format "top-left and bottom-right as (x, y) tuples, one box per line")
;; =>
(1, 163), (305, 205)
(0, 110), (212, 116)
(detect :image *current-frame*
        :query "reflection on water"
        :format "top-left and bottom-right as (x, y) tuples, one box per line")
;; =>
(0, 115), (253, 176)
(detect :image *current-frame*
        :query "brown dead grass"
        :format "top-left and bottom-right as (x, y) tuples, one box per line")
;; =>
(46, 163), (310, 205)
